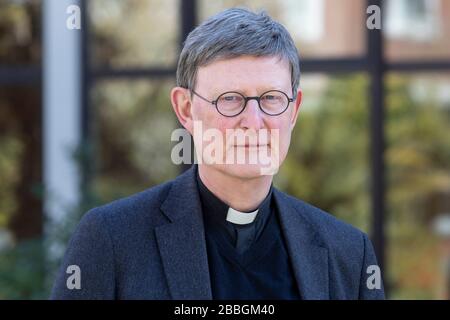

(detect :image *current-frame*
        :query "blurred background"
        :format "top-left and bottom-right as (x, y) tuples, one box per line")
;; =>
(0, 0), (449, 299)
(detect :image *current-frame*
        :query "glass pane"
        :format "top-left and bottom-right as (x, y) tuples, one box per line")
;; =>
(199, 0), (366, 58)
(0, 0), (41, 65)
(91, 79), (180, 203)
(0, 86), (42, 236)
(90, 0), (178, 68)
(386, 72), (450, 299)
(384, 0), (450, 61)
(276, 73), (371, 232)
(0, 85), (45, 299)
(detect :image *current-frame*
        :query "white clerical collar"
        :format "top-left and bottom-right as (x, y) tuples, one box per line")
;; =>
(226, 207), (259, 225)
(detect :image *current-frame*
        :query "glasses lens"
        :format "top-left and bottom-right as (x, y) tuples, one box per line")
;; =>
(260, 91), (289, 115)
(216, 92), (245, 116)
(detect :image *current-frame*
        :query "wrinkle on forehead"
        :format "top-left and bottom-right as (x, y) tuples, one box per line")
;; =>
(196, 55), (291, 96)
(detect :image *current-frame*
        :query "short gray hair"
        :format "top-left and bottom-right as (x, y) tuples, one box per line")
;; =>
(176, 7), (301, 95)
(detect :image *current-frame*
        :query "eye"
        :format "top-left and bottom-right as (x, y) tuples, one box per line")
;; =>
(220, 94), (243, 103)
(262, 93), (283, 102)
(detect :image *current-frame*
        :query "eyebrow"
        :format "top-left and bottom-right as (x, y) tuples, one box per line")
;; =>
(213, 87), (290, 96)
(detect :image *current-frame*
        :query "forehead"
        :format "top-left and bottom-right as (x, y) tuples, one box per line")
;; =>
(196, 55), (291, 93)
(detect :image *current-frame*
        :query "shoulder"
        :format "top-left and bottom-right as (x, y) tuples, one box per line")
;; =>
(276, 190), (367, 253)
(79, 178), (175, 236)
(275, 191), (387, 299)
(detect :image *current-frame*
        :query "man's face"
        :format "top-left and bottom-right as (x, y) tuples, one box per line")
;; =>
(189, 55), (302, 180)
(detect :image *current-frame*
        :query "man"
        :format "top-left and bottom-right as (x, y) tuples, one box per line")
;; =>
(51, 8), (385, 300)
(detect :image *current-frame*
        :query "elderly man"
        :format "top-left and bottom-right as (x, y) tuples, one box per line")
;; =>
(51, 8), (385, 300)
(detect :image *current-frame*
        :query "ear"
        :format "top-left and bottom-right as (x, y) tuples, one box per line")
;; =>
(171, 87), (194, 134)
(290, 89), (303, 130)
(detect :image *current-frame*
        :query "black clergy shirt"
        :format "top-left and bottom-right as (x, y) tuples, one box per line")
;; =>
(196, 170), (301, 300)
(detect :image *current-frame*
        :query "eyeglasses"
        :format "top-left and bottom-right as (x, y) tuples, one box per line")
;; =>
(190, 89), (294, 117)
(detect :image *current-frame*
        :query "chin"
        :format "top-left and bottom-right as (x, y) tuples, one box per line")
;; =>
(215, 163), (280, 180)
(198, 144), (288, 179)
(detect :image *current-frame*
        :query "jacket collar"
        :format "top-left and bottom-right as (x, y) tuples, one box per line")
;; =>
(156, 165), (329, 300)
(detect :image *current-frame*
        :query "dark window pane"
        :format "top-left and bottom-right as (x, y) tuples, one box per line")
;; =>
(91, 79), (179, 202)
(385, 0), (450, 61)
(0, 86), (42, 242)
(276, 73), (370, 232)
(90, 0), (178, 68)
(0, 0), (41, 66)
(199, 0), (366, 59)
(386, 72), (450, 299)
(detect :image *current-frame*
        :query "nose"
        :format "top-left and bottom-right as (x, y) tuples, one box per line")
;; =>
(239, 99), (264, 130)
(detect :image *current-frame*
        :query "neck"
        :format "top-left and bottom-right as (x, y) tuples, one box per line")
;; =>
(198, 165), (273, 212)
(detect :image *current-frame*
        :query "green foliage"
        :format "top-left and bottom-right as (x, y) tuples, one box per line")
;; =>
(0, 238), (47, 299)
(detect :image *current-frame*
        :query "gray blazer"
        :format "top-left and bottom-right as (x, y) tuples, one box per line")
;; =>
(51, 165), (385, 299)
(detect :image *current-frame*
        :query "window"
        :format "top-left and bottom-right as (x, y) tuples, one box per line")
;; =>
(277, 73), (371, 232)
(385, 72), (450, 299)
(199, 0), (366, 58)
(385, 0), (441, 42)
(91, 79), (179, 202)
(385, 0), (450, 61)
(90, 0), (178, 68)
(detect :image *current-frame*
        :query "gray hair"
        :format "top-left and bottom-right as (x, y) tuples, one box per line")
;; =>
(176, 7), (301, 96)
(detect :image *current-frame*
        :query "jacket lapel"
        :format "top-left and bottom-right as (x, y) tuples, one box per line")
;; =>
(155, 166), (212, 299)
(274, 189), (330, 300)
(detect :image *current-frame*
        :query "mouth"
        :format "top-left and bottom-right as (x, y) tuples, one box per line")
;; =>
(234, 144), (269, 148)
